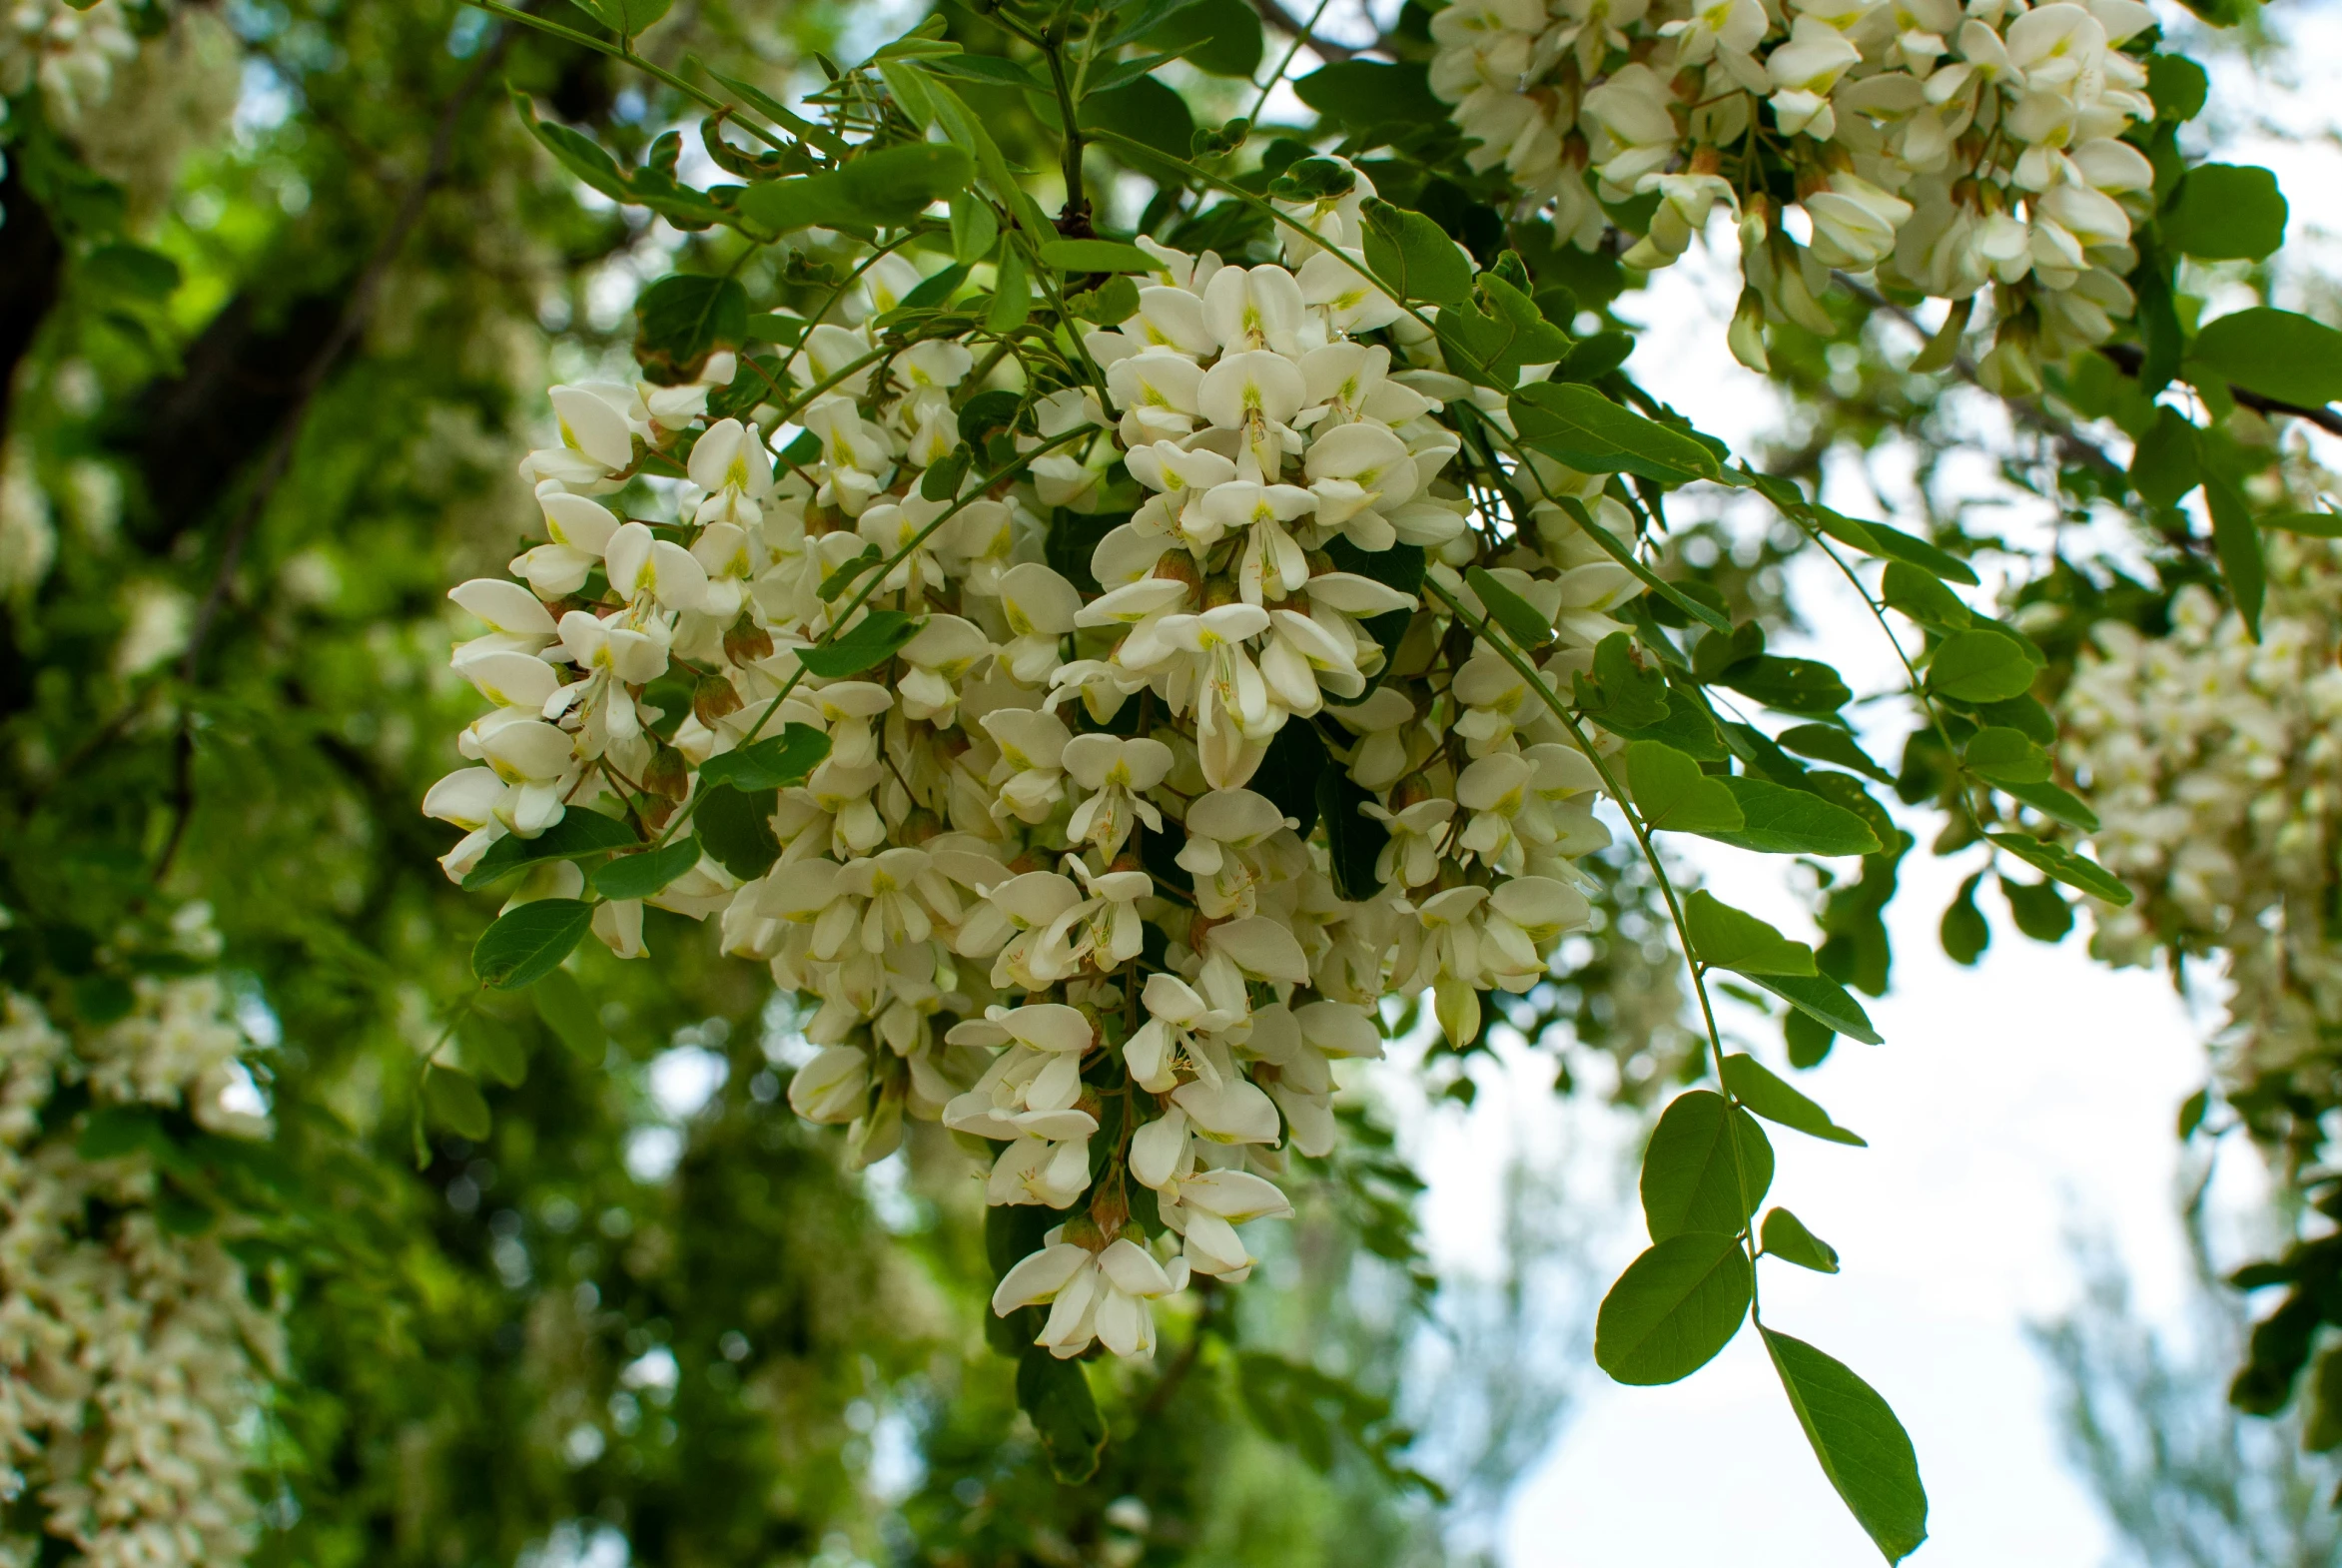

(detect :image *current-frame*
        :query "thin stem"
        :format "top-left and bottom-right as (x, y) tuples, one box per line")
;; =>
(464, 0), (789, 149)
(1425, 577), (1761, 1284)
(1040, 24), (1089, 228)
(1245, 0), (1337, 126)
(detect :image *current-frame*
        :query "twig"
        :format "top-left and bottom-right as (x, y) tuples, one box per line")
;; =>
(1245, 0), (1361, 63)
(2093, 341), (2342, 439)
(153, 18), (517, 882)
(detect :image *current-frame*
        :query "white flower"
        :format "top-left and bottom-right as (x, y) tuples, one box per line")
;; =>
(992, 1238), (1183, 1358)
(1062, 734), (1172, 859)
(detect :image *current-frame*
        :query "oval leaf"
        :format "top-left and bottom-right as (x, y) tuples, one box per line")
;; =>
(1037, 237), (1158, 273)
(1722, 1054), (1866, 1146)
(1626, 740), (1744, 834)
(1760, 1208), (1842, 1273)
(471, 899), (594, 990)
(461, 812), (639, 891)
(1595, 1231), (1754, 1386)
(1763, 1328), (1930, 1563)
(2189, 307), (2342, 411)
(1742, 971), (1884, 1046)
(1986, 830), (2133, 906)
(1359, 198), (1471, 306)
(422, 1067), (493, 1141)
(1464, 566), (1556, 649)
(1641, 1090), (1774, 1241)
(591, 835), (704, 900)
(1510, 381), (1721, 485)
(799, 609), (922, 678)
(1686, 890), (1816, 977)
(532, 968), (605, 1057)
(1926, 630), (2037, 704)
(699, 723), (833, 791)
(1705, 777), (1882, 857)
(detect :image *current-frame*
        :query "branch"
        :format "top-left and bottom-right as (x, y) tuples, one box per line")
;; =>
(2094, 341), (2342, 439)
(1245, 0), (1360, 63)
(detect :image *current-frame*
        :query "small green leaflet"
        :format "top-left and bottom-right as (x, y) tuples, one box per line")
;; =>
(1926, 630), (2037, 703)
(817, 543), (885, 601)
(590, 836), (704, 901)
(532, 968), (604, 1057)
(1763, 1328), (1930, 1563)
(2264, 506), (2342, 537)
(1722, 1054), (1866, 1147)
(2204, 474), (2266, 642)
(732, 143), (975, 234)
(471, 899), (595, 990)
(2000, 875), (2075, 944)
(1741, 971), (1884, 1046)
(1574, 632), (1672, 729)
(1714, 655), (1851, 717)
(422, 1067), (493, 1141)
(570, 0), (673, 36)
(1317, 769), (1389, 902)
(698, 724), (833, 791)
(1962, 725), (2049, 784)
(1358, 198), (1471, 306)
(634, 274), (748, 375)
(1995, 776), (2100, 833)
(1509, 381), (1721, 485)
(1641, 1090), (1773, 1240)
(1707, 776), (1881, 857)
(459, 1013), (526, 1087)
(1777, 723), (1895, 785)
(799, 610), (922, 678)
(1986, 831), (2133, 906)
(2161, 164), (2289, 263)
(1594, 1231), (1754, 1386)
(1881, 561), (1971, 631)
(1941, 872), (1989, 967)
(1810, 509), (1978, 586)
(697, 785), (781, 880)
(2188, 307), (2342, 410)
(460, 811), (639, 890)
(1036, 237), (1158, 273)
(1686, 890), (1816, 976)
(1761, 1208), (1841, 1273)
(1625, 741), (1744, 834)
(1464, 566), (1555, 649)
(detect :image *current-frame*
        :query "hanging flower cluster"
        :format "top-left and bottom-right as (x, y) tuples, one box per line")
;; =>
(2060, 542), (2342, 1093)
(1430, 0), (2158, 389)
(428, 159), (1651, 1361)
(0, 924), (282, 1568)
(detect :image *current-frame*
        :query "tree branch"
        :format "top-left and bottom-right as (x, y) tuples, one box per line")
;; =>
(1245, 0), (1360, 63)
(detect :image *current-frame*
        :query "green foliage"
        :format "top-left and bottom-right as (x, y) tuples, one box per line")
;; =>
(472, 899), (595, 988)
(1595, 1232), (1754, 1385)
(2188, 308), (2342, 410)
(1640, 1091), (1773, 1240)
(1761, 1208), (1841, 1273)
(2160, 164), (2289, 262)
(1510, 381), (1721, 484)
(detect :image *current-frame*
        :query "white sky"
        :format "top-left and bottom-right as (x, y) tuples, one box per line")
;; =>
(1374, 4), (2342, 1561)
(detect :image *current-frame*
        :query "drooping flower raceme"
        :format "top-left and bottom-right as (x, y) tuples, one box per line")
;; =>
(428, 171), (1645, 1361)
(0, 944), (283, 1568)
(1431, 0), (2159, 388)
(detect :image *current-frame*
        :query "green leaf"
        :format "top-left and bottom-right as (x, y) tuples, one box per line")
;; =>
(634, 274), (749, 376)
(423, 1067), (493, 1141)
(1985, 831), (2132, 906)
(1359, 198), (1471, 307)
(459, 1013), (527, 1088)
(1626, 741), (1744, 834)
(1763, 1328), (1930, 1563)
(1145, 0), (1263, 76)
(696, 785), (781, 880)
(732, 143), (974, 234)
(1995, 775), (2101, 833)
(1786, 1009), (1836, 1069)
(1318, 769), (1390, 902)
(1436, 273), (1570, 390)
(1972, 693), (2056, 746)
(79, 1105), (168, 1162)
(1941, 872), (1989, 967)
(1037, 237), (1159, 274)
(532, 968), (605, 1057)
(1926, 630), (2037, 703)
(2160, 164), (2288, 262)
(1641, 1090), (1773, 1240)
(1761, 1208), (1842, 1273)
(1880, 561), (1971, 631)
(1464, 566), (1555, 649)
(1574, 631), (1672, 728)
(471, 900), (594, 990)
(1777, 724), (1895, 785)
(82, 242), (180, 301)
(590, 835), (704, 900)
(2000, 875), (2075, 944)
(1510, 382), (1721, 485)
(461, 811), (639, 890)
(1251, 718), (1325, 839)
(919, 447), (972, 502)
(2204, 474), (2265, 642)
(1595, 1232), (1754, 1386)
(1742, 971), (1884, 1046)
(1715, 655), (1851, 717)
(1294, 61), (1447, 129)
(922, 53), (1048, 89)
(1559, 330), (1634, 383)
(698, 723), (833, 791)
(1017, 1350), (1108, 1483)
(1686, 890), (1816, 977)
(2148, 54), (2208, 121)
(2264, 508), (2342, 537)
(512, 90), (632, 203)
(1080, 75), (1194, 167)
(949, 193), (999, 265)
(1810, 509), (1979, 586)
(1723, 1054), (1866, 1147)
(800, 610), (921, 678)
(987, 246), (1032, 333)
(1962, 726), (2049, 784)
(1706, 777), (1881, 857)
(2189, 307), (2342, 410)
(2128, 406), (2201, 508)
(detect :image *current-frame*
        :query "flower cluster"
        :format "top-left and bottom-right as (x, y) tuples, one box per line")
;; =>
(429, 163), (1649, 1360)
(0, 932), (282, 1568)
(2060, 542), (2342, 1094)
(1431, 0), (2159, 389)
